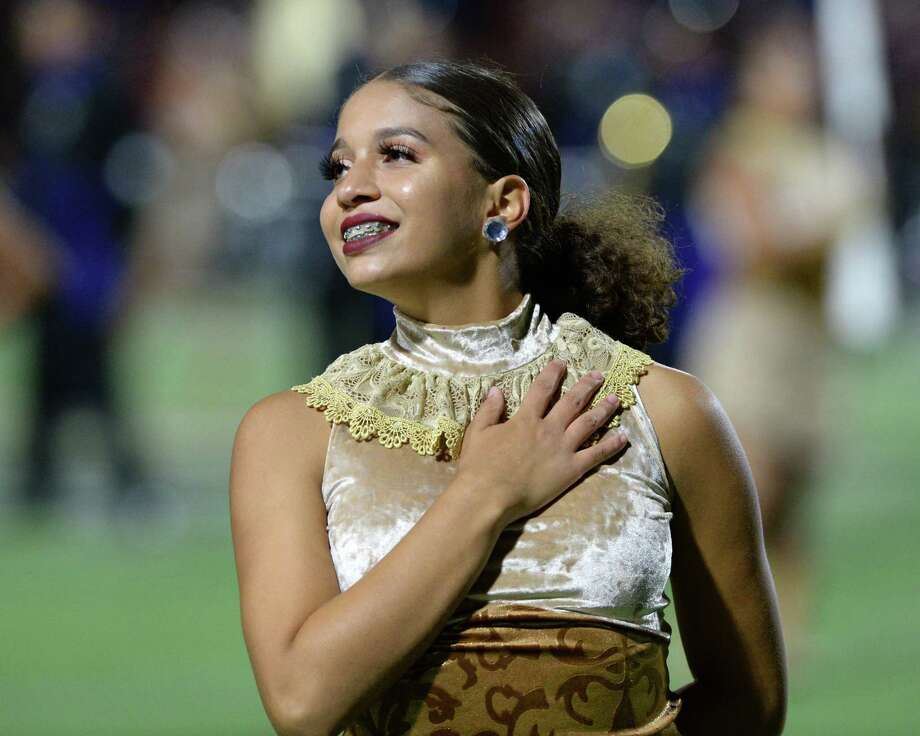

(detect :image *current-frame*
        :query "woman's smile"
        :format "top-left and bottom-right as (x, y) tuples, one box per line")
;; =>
(342, 224), (399, 256)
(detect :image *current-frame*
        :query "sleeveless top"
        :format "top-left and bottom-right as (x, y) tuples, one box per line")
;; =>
(291, 293), (675, 642)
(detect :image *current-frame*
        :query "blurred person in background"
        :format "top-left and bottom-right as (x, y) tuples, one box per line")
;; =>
(7, 0), (158, 520)
(230, 59), (786, 735)
(679, 6), (872, 663)
(127, 1), (258, 302)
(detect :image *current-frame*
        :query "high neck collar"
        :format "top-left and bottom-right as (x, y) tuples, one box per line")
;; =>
(380, 292), (558, 377)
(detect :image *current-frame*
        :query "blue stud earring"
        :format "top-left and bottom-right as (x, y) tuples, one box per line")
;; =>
(482, 216), (509, 243)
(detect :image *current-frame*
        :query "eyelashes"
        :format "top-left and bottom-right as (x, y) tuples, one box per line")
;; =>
(317, 152), (342, 181)
(318, 142), (417, 181)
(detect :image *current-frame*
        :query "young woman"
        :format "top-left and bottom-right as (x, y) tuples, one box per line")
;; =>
(229, 60), (786, 736)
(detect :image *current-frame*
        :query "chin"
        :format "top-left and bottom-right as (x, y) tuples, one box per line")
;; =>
(340, 263), (398, 298)
(344, 264), (431, 305)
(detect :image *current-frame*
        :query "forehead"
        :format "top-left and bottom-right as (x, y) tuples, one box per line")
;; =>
(336, 80), (458, 144)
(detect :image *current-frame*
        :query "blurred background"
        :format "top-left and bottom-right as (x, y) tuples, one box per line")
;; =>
(0, 0), (917, 733)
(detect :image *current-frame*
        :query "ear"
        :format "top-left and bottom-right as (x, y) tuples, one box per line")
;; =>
(485, 175), (530, 235)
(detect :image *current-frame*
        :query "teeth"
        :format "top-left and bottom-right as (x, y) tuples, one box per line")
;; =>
(344, 221), (396, 242)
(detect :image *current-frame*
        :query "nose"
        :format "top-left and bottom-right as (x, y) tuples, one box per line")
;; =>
(336, 156), (380, 208)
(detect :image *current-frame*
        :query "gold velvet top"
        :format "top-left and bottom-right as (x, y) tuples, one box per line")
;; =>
(292, 293), (675, 642)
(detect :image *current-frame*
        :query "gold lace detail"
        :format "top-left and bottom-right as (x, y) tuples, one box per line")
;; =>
(292, 376), (466, 458)
(291, 312), (653, 460)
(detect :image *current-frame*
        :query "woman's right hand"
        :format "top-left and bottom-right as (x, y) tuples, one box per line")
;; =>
(455, 359), (628, 526)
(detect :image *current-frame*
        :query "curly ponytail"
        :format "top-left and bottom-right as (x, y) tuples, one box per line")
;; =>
(373, 59), (685, 350)
(519, 190), (684, 350)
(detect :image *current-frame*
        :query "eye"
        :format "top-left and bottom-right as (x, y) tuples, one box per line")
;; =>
(379, 142), (417, 163)
(318, 142), (418, 182)
(318, 152), (348, 181)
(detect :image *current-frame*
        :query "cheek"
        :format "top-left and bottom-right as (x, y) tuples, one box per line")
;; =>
(319, 194), (350, 274)
(398, 170), (478, 233)
(319, 193), (338, 242)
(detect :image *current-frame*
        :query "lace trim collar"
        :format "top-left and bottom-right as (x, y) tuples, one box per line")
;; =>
(291, 312), (652, 460)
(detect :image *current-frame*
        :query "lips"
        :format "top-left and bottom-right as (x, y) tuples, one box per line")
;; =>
(342, 226), (397, 256)
(340, 212), (398, 238)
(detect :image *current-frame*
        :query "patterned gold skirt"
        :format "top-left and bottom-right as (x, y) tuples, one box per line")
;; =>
(345, 604), (683, 736)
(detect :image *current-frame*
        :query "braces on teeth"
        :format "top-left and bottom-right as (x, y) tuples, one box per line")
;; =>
(344, 221), (396, 241)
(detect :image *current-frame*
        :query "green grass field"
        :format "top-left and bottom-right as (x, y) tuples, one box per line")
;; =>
(2, 288), (918, 735)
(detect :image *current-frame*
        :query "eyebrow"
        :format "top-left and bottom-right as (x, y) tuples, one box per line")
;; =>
(329, 126), (431, 154)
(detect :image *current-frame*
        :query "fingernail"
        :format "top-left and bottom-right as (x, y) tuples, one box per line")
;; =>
(487, 386), (499, 398)
(589, 370), (603, 381)
(605, 394), (618, 405)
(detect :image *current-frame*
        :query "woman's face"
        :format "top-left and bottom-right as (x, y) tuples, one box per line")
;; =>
(319, 80), (492, 303)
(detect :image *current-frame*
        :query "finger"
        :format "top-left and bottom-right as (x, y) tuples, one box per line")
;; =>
(470, 386), (505, 429)
(518, 359), (566, 418)
(573, 428), (629, 473)
(564, 393), (620, 450)
(545, 370), (606, 429)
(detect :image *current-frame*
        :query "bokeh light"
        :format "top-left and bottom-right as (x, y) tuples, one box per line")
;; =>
(215, 143), (295, 222)
(598, 93), (673, 168)
(669, 0), (739, 33)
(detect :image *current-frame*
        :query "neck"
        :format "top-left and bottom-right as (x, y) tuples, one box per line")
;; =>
(384, 246), (523, 325)
(393, 287), (525, 326)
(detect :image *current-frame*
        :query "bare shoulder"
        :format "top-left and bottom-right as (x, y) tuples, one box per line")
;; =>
(635, 361), (749, 503)
(232, 388), (332, 489)
(637, 361), (723, 437)
(236, 387), (331, 441)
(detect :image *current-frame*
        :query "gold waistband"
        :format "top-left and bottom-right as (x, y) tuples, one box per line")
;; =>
(347, 604), (683, 735)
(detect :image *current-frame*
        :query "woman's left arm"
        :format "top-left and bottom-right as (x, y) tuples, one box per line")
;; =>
(638, 363), (787, 736)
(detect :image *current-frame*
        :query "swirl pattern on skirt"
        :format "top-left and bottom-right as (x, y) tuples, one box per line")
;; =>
(345, 604), (683, 736)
